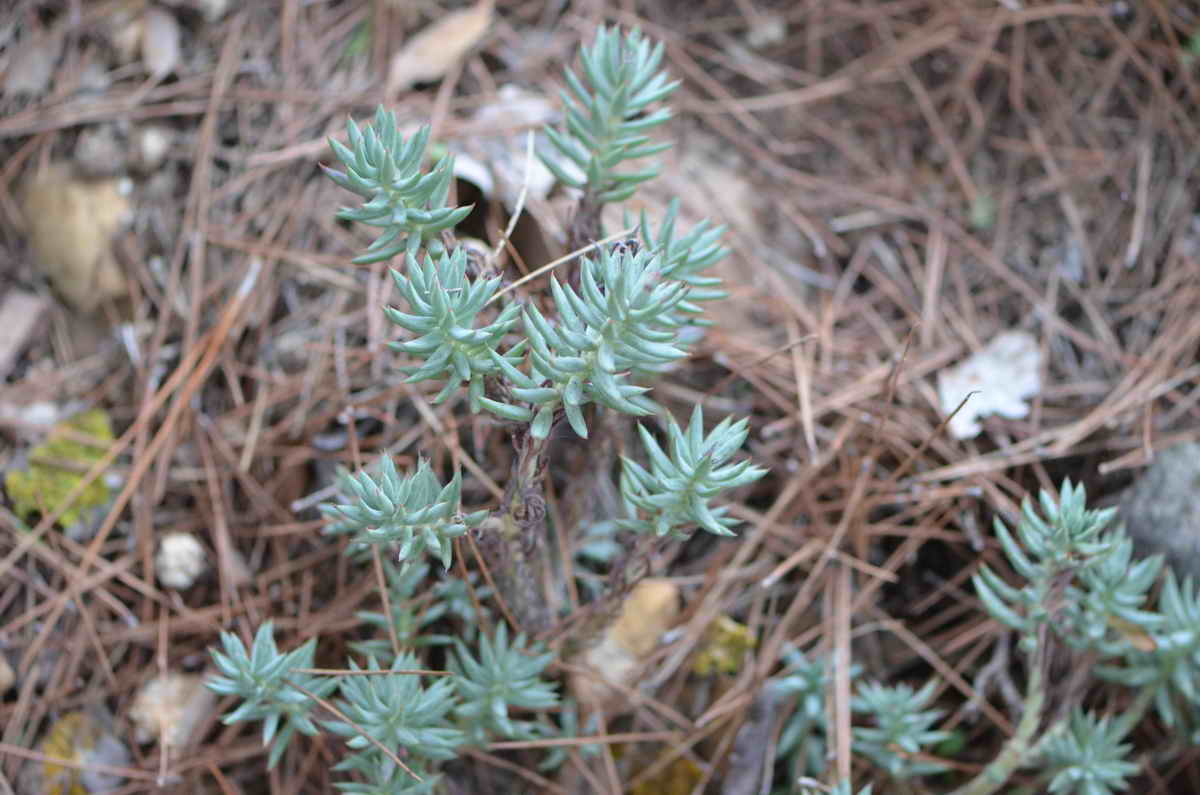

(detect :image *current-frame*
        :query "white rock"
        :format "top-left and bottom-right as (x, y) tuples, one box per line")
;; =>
(135, 125), (173, 173)
(746, 15), (786, 49)
(128, 673), (216, 747)
(155, 532), (207, 589)
(141, 6), (181, 80)
(0, 653), (13, 692)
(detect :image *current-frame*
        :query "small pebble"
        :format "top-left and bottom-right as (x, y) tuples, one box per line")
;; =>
(155, 532), (208, 589)
(128, 672), (216, 748)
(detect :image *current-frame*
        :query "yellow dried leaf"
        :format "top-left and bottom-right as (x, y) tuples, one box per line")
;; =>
(573, 579), (680, 710)
(387, 0), (494, 93)
(1108, 614), (1157, 653)
(22, 166), (131, 313)
(609, 578), (681, 658)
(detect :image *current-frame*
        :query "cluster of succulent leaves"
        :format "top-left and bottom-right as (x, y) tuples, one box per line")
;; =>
(852, 680), (950, 779)
(448, 623), (559, 745)
(971, 478), (1200, 793)
(973, 480), (1161, 659)
(323, 111), (468, 263)
(620, 406), (767, 537)
(540, 25), (679, 204)
(774, 648), (841, 782)
(1098, 570), (1200, 738)
(207, 617), (558, 794)
(383, 246), (524, 409)
(349, 560), (491, 659)
(1038, 709), (1139, 795)
(321, 24), (763, 550)
(210, 24), (770, 792)
(632, 200), (730, 321)
(207, 623), (336, 769)
(799, 782), (873, 795)
(321, 455), (485, 570)
(770, 646), (949, 793)
(490, 243), (688, 434)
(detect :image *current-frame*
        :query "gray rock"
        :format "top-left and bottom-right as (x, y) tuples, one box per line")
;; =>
(1119, 442), (1200, 579)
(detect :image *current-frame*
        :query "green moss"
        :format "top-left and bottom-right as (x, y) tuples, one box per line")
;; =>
(5, 409), (115, 531)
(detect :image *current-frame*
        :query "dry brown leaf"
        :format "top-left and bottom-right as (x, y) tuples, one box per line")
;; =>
(387, 0), (493, 94)
(142, 5), (181, 79)
(22, 166), (132, 314)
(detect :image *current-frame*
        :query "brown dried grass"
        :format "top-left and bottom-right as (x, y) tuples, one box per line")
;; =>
(0, 0), (1197, 792)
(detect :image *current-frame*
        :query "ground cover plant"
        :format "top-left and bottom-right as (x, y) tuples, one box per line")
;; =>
(207, 27), (770, 792)
(0, 2), (1198, 793)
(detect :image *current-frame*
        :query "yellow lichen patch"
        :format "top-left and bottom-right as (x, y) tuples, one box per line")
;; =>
(21, 710), (129, 795)
(5, 409), (114, 532)
(630, 755), (703, 795)
(692, 615), (757, 676)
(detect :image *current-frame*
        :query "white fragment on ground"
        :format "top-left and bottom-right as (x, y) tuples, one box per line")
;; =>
(937, 330), (1042, 439)
(133, 125), (173, 173)
(0, 401), (64, 431)
(196, 0), (230, 22)
(142, 5), (182, 79)
(0, 290), (50, 379)
(106, 3), (145, 65)
(465, 84), (561, 211)
(74, 125), (127, 177)
(155, 532), (208, 589)
(3, 33), (63, 97)
(0, 653), (13, 693)
(128, 672), (216, 748)
(452, 151), (495, 197)
(745, 15), (786, 49)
